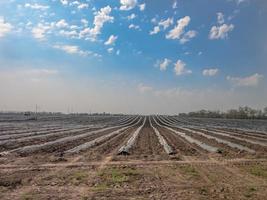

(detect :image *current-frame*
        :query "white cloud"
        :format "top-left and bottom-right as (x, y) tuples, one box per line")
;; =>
(172, 1), (178, 9)
(180, 30), (197, 44)
(70, 1), (79, 6)
(127, 13), (136, 20)
(149, 26), (160, 35)
(202, 68), (219, 76)
(151, 17), (157, 24)
(159, 18), (173, 30)
(104, 35), (118, 45)
(166, 16), (190, 40)
(129, 24), (140, 30)
(24, 3), (49, 10)
(32, 23), (52, 40)
(227, 73), (263, 87)
(56, 19), (68, 28)
(79, 6), (114, 40)
(0, 17), (12, 37)
(53, 45), (91, 56)
(60, 0), (68, 6)
(120, 0), (137, 11)
(59, 30), (78, 38)
(81, 19), (88, 26)
(158, 58), (171, 71)
(77, 3), (89, 10)
(209, 24), (234, 40)
(234, 0), (247, 5)
(107, 47), (114, 53)
(150, 18), (173, 35)
(138, 83), (153, 93)
(139, 3), (146, 11)
(217, 12), (224, 24)
(174, 60), (192, 76)
(90, 6), (114, 36)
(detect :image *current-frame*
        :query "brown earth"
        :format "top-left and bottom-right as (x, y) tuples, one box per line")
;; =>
(0, 116), (267, 199)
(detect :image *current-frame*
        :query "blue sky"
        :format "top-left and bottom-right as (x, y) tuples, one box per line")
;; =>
(0, 0), (266, 114)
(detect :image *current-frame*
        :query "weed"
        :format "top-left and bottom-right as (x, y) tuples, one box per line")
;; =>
(249, 165), (267, 179)
(179, 165), (199, 177)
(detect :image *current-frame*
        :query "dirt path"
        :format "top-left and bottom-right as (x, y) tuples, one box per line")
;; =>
(1, 158), (266, 170)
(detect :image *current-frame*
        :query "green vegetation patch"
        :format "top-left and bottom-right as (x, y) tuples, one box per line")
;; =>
(244, 186), (257, 198)
(95, 167), (140, 189)
(179, 165), (200, 178)
(248, 165), (267, 179)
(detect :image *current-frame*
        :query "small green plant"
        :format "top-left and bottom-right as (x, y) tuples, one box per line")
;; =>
(111, 168), (128, 183)
(97, 167), (139, 187)
(244, 186), (257, 198)
(179, 165), (199, 177)
(72, 171), (88, 181)
(249, 166), (267, 178)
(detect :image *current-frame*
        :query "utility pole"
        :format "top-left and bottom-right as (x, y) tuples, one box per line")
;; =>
(35, 104), (38, 120)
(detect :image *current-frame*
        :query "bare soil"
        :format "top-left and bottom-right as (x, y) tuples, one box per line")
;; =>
(0, 115), (267, 199)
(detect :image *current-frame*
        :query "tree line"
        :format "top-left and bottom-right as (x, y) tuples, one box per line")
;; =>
(179, 106), (267, 119)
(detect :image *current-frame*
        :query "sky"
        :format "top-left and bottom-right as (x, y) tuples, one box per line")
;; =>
(0, 0), (266, 114)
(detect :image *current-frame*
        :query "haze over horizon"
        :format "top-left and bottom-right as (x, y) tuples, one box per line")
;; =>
(0, 0), (266, 114)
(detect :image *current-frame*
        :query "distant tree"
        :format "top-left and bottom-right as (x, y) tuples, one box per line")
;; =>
(264, 107), (267, 117)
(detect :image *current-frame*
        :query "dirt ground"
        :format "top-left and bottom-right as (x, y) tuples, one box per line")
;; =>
(0, 159), (267, 200)
(0, 115), (267, 199)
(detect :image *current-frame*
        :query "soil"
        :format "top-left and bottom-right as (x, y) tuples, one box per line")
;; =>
(0, 114), (267, 199)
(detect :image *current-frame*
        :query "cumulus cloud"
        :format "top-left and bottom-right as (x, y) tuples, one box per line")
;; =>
(174, 60), (192, 76)
(127, 13), (136, 20)
(56, 19), (68, 28)
(231, 0), (248, 5)
(129, 24), (140, 30)
(159, 59), (171, 71)
(202, 68), (219, 76)
(172, 1), (178, 9)
(81, 19), (88, 26)
(149, 26), (160, 35)
(60, 0), (68, 6)
(59, 30), (78, 38)
(120, 0), (137, 11)
(166, 16), (190, 39)
(166, 16), (196, 43)
(217, 12), (224, 24)
(91, 6), (114, 35)
(209, 24), (234, 40)
(159, 18), (173, 30)
(32, 23), (52, 40)
(180, 30), (197, 44)
(79, 6), (114, 40)
(107, 47), (114, 53)
(139, 3), (146, 11)
(77, 3), (89, 10)
(150, 18), (173, 35)
(24, 3), (49, 10)
(104, 35), (118, 45)
(0, 17), (12, 37)
(227, 73), (263, 87)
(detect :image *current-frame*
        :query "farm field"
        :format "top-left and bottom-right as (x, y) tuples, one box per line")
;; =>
(0, 114), (267, 199)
